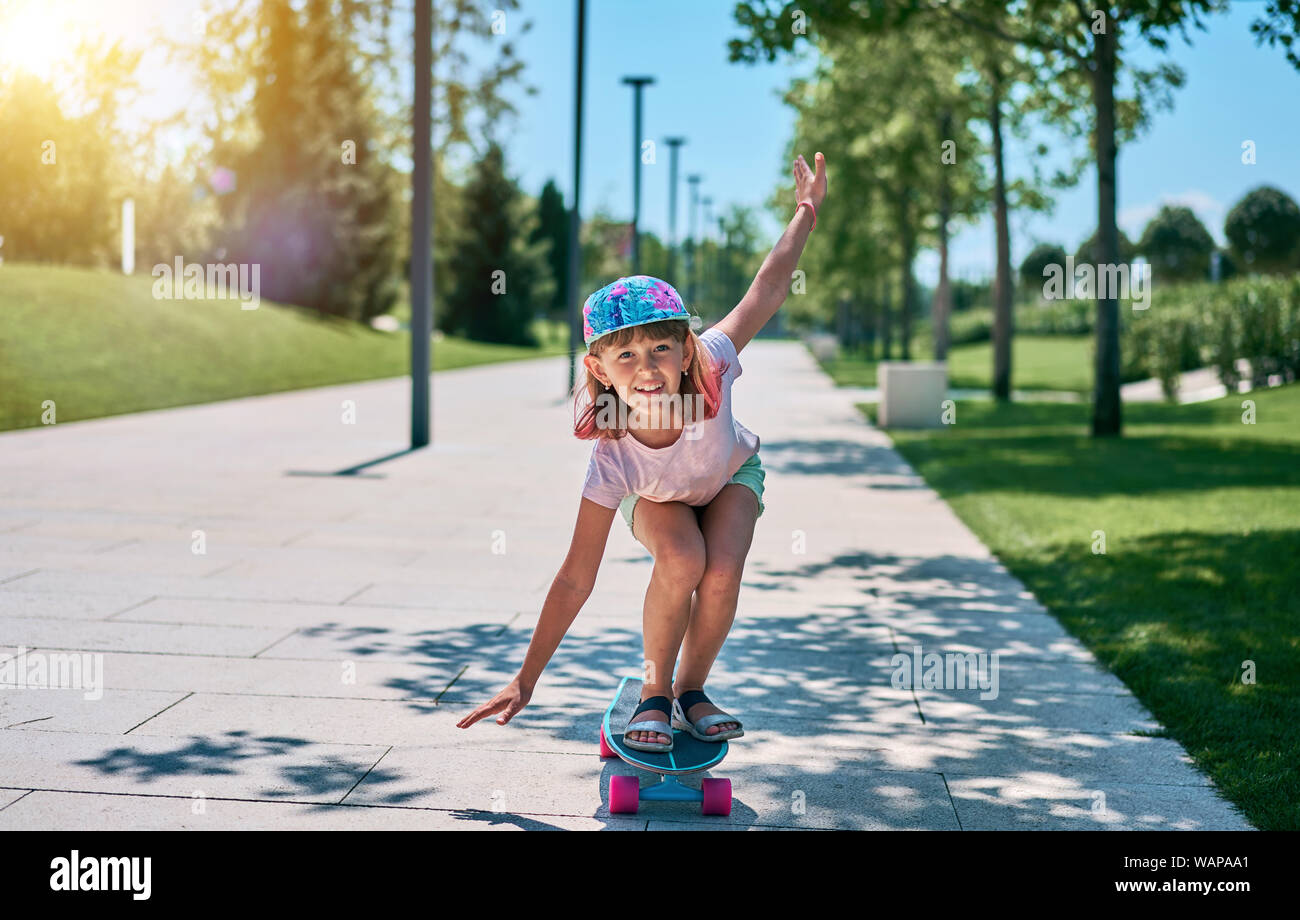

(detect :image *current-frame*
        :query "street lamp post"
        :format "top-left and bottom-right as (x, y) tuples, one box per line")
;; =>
(410, 0), (434, 449)
(621, 75), (655, 274)
(701, 195), (713, 305)
(686, 173), (701, 305)
(664, 136), (685, 283)
(567, 0), (587, 396)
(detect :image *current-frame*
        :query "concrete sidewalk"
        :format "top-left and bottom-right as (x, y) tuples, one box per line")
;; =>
(0, 341), (1253, 829)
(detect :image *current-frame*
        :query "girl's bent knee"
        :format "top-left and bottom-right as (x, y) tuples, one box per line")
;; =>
(698, 563), (744, 596)
(653, 546), (707, 588)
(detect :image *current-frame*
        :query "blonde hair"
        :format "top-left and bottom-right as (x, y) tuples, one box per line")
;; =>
(572, 318), (728, 441)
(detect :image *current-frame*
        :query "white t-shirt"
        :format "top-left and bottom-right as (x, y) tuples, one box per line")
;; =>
(581, 327), (760, 509)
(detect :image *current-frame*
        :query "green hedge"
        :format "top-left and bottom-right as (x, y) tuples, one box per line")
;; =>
(1124, 276), (1300, 400)
(940, 297), (1096, 346)
(930, 277), (1300, 400)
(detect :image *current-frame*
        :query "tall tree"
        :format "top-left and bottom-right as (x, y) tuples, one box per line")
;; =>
(532, 179), (570, 332)
(442, 142), (554, 346)
(0, 37), (142, 265)
(190, 0), (401, 319)
(180, 0), (533, 321)
(987, 51), (1014, 395)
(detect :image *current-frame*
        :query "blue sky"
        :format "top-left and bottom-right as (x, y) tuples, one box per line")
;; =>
(18, 0), (1300, 287)
(448, 0), (820, 245)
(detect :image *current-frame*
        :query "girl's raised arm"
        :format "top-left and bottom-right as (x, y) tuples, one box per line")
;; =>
(714, 151), (827, 355)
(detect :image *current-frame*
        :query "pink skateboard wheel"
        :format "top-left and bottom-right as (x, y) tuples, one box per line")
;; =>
(610, 775), (640, 814)
(701, 778), (731, 816)
(599, 727), (618, 758)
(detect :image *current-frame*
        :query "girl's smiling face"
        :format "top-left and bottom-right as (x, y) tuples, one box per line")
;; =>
(586, 331), (696, 416)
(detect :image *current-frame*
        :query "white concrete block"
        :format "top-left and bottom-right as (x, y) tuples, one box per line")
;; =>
(878, 361), (948, 428)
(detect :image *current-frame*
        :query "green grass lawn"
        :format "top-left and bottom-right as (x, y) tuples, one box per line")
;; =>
(0, 264), (573, 432)
(821, 334), (1095, 392)
(864, 384), (1300, 830)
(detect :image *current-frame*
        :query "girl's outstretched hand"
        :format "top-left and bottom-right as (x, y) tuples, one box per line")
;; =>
(794, 151), (827, 212)
(457, 676), (533, 729)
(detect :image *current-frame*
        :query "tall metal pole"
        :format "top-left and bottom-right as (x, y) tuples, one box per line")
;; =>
(410, 0), (433, 448)
(664, 137), (685, 284)
(718, 214), (728, 310)
(567, 0), (587, 396)
(621, 76), (654, 275)
(701, 195), (713, 305)
(686, 174), (701, 306)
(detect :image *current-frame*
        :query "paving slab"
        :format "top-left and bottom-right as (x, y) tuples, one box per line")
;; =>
(0, 727), (386, 803)
(911, 687), (1162, 733)
(0, 615), (291, 657)
(946, 775), (1252, 830)
(0, 590), (155, 620)
(0, 790), (648, 830)
(0, 788), (31, 810)
(1, 687), (187, 733)
(1, 569), (373, 605)
(0, 549), (235, 578)
(4, 649), (460, 700)
(105, 597), (514, 631)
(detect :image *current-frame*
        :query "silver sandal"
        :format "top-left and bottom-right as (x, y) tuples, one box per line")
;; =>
(622, 695), (674, 753)
(672, 689), (744, 742)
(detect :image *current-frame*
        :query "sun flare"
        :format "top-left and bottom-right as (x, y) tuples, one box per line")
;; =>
(0, 0), (86, 79)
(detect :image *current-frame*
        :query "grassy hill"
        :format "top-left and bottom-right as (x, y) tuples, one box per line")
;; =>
(0, 264), (572, 432)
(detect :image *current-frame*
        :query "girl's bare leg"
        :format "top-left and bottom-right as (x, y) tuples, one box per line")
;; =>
(626, 500), (705, 745)
(673, 483), (759, 733)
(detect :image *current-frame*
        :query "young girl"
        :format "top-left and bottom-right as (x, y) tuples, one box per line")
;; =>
(457, 151), (827, 752)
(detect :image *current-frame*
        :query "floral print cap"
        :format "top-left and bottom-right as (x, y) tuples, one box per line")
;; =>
(583, 275), (702, 346)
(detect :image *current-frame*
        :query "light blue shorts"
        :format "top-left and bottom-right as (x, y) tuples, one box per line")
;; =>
(620, 451), (766, 535)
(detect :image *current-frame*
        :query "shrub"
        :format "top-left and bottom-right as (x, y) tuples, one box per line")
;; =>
(947, 307), (993, 345)
(1205, 276), (1300, 390)
(1224, 185), (1300, 274)
(1019, 243), (1068, 290)
(1148, 312), (1202, 401)
(1138, 205), (1216, 282)
(921, 276), (1300, 399)
(1075, 227), (1137, 265)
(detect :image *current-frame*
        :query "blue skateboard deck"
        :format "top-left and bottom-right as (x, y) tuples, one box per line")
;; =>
(602, 675), (727, 775)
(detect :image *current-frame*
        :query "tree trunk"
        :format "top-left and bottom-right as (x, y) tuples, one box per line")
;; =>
(934, 109), (953, 362)
(898, 187), (915, 361)
(879, 274), (893, 360)
(1092, 18), (1122, 436)
(866, 277), (878, 360)
(990, 62), (1013, 401)
(847, 293), (860, 353)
